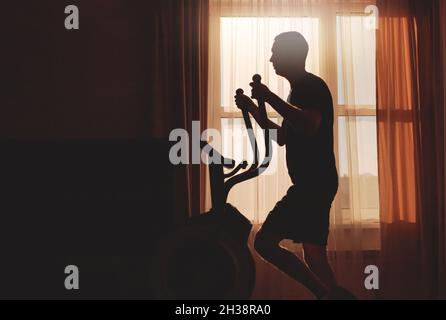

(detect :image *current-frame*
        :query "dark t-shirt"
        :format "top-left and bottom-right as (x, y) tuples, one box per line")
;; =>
(283, 72), (338, 194)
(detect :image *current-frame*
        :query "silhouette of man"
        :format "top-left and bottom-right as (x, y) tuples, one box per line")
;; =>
(235, 32), (354, 299)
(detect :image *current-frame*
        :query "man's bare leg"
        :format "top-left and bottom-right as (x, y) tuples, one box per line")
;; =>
(254, 231), (329, 299)
(303, 243), (337, 290)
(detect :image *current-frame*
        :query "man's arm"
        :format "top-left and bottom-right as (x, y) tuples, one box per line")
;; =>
(235, 94), (287, 146)
(247, 103), (287, 146)
(251, 84), (322, 136)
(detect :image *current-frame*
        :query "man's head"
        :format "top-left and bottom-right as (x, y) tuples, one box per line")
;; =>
(270, 32), (309, 78)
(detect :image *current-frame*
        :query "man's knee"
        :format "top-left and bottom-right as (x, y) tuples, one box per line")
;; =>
(254, 231), (280, 260)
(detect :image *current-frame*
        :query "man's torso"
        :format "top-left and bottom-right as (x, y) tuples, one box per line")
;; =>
(283, 72), (338, 193)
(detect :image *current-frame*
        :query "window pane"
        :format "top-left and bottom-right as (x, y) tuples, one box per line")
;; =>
(337, 116), (350, 210)
(221, 17), (320, 110)
(337, 16), (376, 106)
(337, 116), (380, 222)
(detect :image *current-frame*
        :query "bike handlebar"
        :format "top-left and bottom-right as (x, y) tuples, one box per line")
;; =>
(225, 75), (273, 196)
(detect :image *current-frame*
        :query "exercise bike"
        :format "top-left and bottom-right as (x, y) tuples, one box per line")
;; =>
(151, 75), (272, 300)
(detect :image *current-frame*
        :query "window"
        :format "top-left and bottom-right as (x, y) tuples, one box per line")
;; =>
(209, 6), (380, 236)
(336, 15), (379, 226)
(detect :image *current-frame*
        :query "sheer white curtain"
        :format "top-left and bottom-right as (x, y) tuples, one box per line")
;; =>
(329, 10), (379, 298)
(208, 0), (378, 299)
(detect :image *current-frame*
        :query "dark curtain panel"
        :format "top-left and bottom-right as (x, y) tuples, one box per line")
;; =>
(413, 0), (446, 299)
(149, 0), (209, 221)
(377, 0), (446, 299)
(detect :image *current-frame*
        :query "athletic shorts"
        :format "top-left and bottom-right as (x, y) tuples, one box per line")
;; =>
(259, 184), (337, 246)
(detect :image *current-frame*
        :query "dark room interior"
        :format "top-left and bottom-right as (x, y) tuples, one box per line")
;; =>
(1, 0), (445, 302)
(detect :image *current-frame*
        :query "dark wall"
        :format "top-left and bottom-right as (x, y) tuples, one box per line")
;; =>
(1, 0), (157, 138)
(0, 1), (179, 298)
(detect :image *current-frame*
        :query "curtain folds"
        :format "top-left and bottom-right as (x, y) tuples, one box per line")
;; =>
(150, 0), (209, 221)
(376, 0), (446, 299)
